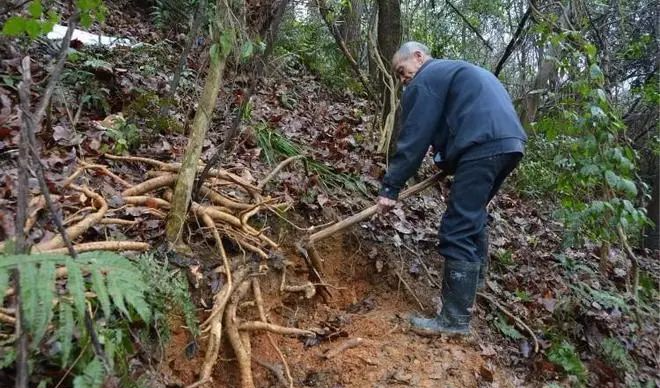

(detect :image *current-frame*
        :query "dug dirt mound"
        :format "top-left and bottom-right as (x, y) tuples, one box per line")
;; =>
(163, 233), (523, 388)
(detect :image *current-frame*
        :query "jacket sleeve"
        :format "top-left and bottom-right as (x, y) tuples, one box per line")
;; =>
(379, 84), (446, 200)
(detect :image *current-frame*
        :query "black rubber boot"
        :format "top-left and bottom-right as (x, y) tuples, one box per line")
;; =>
(476, 226), (489, 290)
(410, 259), (480, 335)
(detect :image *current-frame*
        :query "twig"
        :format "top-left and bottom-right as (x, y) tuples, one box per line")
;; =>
(184, 378), (212, 388)
(477, 292), (539, 353)
(494, 5), (532, 76)
(160, 0), (208, 116)
(445, 0), (493, 51)
(323, 337), (364, 359)
(395, 271), (425, 310)
(253, 358), (289, 388)
(34, 14), (80, 124)
(258, 155), (305, 190)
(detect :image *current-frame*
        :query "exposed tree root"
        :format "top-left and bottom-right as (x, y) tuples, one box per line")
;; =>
(252, 278), (293, 388)
(41, 241), (150, 254)
(258, 155), (305, 190)
(252, 358), (289, 388)
(121, 174), (178, 197)
(323, 337), (364, 359)
(36, 185), (108, 251)
(199, 185), (253, 210)
(225, 280), (255, 388)
(238, 321), (316, 337)
(122, 196), (171, 209)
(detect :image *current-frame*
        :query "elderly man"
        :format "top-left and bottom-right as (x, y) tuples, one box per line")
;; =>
(377, 42), (527, 335)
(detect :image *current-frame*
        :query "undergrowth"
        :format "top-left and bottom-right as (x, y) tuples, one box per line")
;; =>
(0, 250), (196, 387)
(255, 124), (369, 196)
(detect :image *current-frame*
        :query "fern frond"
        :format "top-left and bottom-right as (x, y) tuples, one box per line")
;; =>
(0, 253), (70, 268)
(58, 301), (74, 366)
(18, 262), (38, 334)
(106, 271), (129, 318)
(73, 357), (105, 388)
(123, 288), (152, 323)
(0, 269), (8, 306)
(32, 260), (56, 346)
(90, 268), (111, 318)
(66, 259), (87, 322)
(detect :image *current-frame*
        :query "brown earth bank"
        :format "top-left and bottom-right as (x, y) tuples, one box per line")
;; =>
(158, 233), (528, 388)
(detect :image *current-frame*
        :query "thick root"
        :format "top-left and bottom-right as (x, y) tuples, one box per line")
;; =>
(36, 185), (108, 251)
(41, 241), (150, 254)
(225, 280), (255, 388)
(121, 174), (177, 196)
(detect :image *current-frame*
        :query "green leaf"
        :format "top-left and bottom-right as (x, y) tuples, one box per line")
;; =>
(24, 19), (42, 38)
(33, 260), (56, 346)
(618, 178), (638, 197)
(90, 267), (111, 318)
(219, 30), (235, 56)
(58, 302), (75, 367)
(209, 43), (220, 64)
(240, 41), (254, 60)
(106, 270), (129, 318)
(19, 262), (38, 333)
(66, 259), (87, 322)
(2, 16), (27, 37)
(493, 315), (523, 339)
(604, 170), (619, 188)
(28, 0), (43, 18)
(73, 357), (105, 388)
(548, 340), (587, 382)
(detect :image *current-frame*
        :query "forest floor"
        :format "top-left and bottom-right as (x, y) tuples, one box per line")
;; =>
(0, 2), (658, 388)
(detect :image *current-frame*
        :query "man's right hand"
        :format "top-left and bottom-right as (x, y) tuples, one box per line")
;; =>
(376, 196), (397, 214)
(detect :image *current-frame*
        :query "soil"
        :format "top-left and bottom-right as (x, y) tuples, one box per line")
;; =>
(160, 232), (527, 388)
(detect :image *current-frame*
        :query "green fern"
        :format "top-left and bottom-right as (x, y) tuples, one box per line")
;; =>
(66, 258), (87, 322)
(58, 301), (75, 366)
(0, 250), (153, 384)
(73, 357), (105, 388)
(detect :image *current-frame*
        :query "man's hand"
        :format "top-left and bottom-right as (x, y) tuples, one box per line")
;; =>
(376, 196), (397, 214)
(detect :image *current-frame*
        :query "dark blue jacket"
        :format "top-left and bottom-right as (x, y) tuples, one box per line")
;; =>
(380, 59), (527, 200)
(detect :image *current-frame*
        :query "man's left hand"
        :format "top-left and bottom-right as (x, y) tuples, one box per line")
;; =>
(376, 196), (397, 214)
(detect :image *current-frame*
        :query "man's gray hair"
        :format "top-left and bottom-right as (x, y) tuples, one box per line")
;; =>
(394, 41), (431, 61)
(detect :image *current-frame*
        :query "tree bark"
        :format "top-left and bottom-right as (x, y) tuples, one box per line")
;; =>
(376, 0), (401, 156)
(644, 169), (659, 250)
(166, 2), (235, 244)
(339, 0), (364, 59)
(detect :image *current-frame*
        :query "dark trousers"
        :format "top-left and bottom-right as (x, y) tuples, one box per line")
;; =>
(438, 153), (522, 263)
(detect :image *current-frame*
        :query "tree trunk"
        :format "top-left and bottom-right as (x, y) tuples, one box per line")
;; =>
(376, 0), (401, 156)
(376, 0), (401, 69)
(166, 3), (235, 244)
(644, 168), (659, 250)
(339, 0), (364, 59)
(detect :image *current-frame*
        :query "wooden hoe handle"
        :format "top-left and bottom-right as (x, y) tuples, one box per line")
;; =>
(308, 172), (445, 244)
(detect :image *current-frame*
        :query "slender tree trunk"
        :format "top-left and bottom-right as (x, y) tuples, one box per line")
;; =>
(160, 0), (207, 116)
(339, 0), (364, 59)
(644, 169), (659, 250)
(376, 0), (401, 156)
(166, 2), (235, 244)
